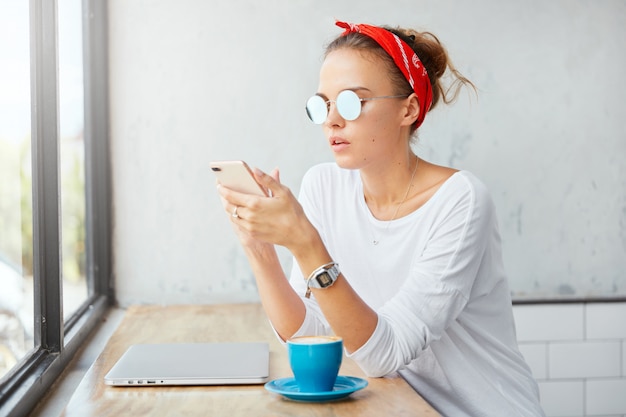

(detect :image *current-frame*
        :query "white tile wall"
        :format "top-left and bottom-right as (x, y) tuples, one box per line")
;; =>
(513, 302), (626, 417)
(586, 304), (626, 339)
(549, 341), (621, 379)
(623, 342), (626, 376)
(519, 343), (548, 380)
(538, 380), (584, 417)
(514, 304), (584, 342)
(586, 379), (626, 415)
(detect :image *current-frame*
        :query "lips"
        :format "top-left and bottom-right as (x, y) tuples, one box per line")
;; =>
(330, 136), (350, 151)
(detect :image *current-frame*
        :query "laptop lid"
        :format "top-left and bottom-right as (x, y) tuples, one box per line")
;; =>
(104, 342), (270, 386)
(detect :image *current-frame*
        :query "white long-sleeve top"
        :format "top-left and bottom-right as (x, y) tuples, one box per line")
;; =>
(285, 162), (545, 417)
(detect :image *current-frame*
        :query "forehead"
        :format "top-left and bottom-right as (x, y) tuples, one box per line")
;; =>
(318, 48), (393, 95)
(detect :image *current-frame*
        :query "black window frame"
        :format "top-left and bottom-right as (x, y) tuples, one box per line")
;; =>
(0, 1), (112, 416)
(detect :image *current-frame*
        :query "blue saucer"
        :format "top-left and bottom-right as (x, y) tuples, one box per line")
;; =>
(264, 375), (368, 402)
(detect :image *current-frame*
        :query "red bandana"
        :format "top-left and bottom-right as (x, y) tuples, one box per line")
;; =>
(335, 20), (433, 128)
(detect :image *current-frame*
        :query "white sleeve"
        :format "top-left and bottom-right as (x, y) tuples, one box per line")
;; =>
(284, 166), (335, 338)
(347, 175), (495, 376)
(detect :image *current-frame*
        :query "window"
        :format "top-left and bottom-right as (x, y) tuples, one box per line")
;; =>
(0, 1), (112, 415)
(59, 0), (89, 321)
(0, 0), (34, 382)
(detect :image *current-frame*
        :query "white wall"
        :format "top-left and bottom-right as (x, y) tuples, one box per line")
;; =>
(513, 302), (626, 417)
(108, 0), (626, 304)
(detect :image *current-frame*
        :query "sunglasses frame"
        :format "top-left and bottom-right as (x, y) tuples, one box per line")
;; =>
(306, 90), (409, 124)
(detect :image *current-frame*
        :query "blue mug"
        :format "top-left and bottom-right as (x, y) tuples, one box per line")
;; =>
(287, 335), (343, 392)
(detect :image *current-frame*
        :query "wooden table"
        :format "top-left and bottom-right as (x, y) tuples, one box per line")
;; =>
(62, 304), (440, 416)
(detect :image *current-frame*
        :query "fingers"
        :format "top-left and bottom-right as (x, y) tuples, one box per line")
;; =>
(270, 167), (280, 184)
(216, 167), (289, 232)
(231, 205), (241, 219)
(253, 168), (283, 197)
(216, 184), (247, 222)
(217, 182), (257, 207)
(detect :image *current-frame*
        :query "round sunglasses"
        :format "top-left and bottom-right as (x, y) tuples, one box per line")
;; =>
(305, 90), (408, 124)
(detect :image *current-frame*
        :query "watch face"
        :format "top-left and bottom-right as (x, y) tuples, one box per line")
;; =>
(317, 272), (333, 287)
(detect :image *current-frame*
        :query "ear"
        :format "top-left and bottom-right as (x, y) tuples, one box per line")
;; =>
(400, 93), (420, 128)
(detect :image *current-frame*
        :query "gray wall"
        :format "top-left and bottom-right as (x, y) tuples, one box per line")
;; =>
(108, 0), (626, 306)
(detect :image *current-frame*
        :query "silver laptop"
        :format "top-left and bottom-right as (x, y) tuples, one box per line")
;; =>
(104, 342), (270, 386)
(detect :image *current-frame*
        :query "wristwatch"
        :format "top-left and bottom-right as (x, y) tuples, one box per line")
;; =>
(305, 262), (340, 298)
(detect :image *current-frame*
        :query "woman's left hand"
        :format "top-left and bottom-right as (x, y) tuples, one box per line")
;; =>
(218, 168), (315, 252)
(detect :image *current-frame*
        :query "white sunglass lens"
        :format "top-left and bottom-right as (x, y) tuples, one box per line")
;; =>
(336, 90), (361, 121)
(306, 95), (328, 124)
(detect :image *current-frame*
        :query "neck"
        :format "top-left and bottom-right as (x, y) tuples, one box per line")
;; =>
(361, 154), (418, 219)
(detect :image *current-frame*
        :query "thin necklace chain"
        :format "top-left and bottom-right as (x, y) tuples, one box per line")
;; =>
(370, 155), (419, 245)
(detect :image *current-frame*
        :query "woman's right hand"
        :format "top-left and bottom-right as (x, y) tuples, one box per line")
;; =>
(216, 167), (280, 251)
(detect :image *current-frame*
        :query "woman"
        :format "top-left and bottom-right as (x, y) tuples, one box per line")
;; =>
(218, 20), (545, 417)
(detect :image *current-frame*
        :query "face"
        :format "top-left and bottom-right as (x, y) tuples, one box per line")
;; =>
(316, 48), (415, 170)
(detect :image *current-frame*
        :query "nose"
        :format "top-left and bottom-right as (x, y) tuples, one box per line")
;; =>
(324, 100), (344, 127)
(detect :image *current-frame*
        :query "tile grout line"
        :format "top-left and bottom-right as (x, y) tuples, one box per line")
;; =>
(582, 303), (587, 341)
(545, 341), (550, 381)
(619, 339), (626, 378)
(582, 378), (587, 417)
(583, 304), (587, 417)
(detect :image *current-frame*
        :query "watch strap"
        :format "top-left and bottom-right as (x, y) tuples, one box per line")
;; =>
(305, 262), (340, 298)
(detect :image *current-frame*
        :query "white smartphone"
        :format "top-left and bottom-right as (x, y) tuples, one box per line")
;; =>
(210, 160), (268, 197)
